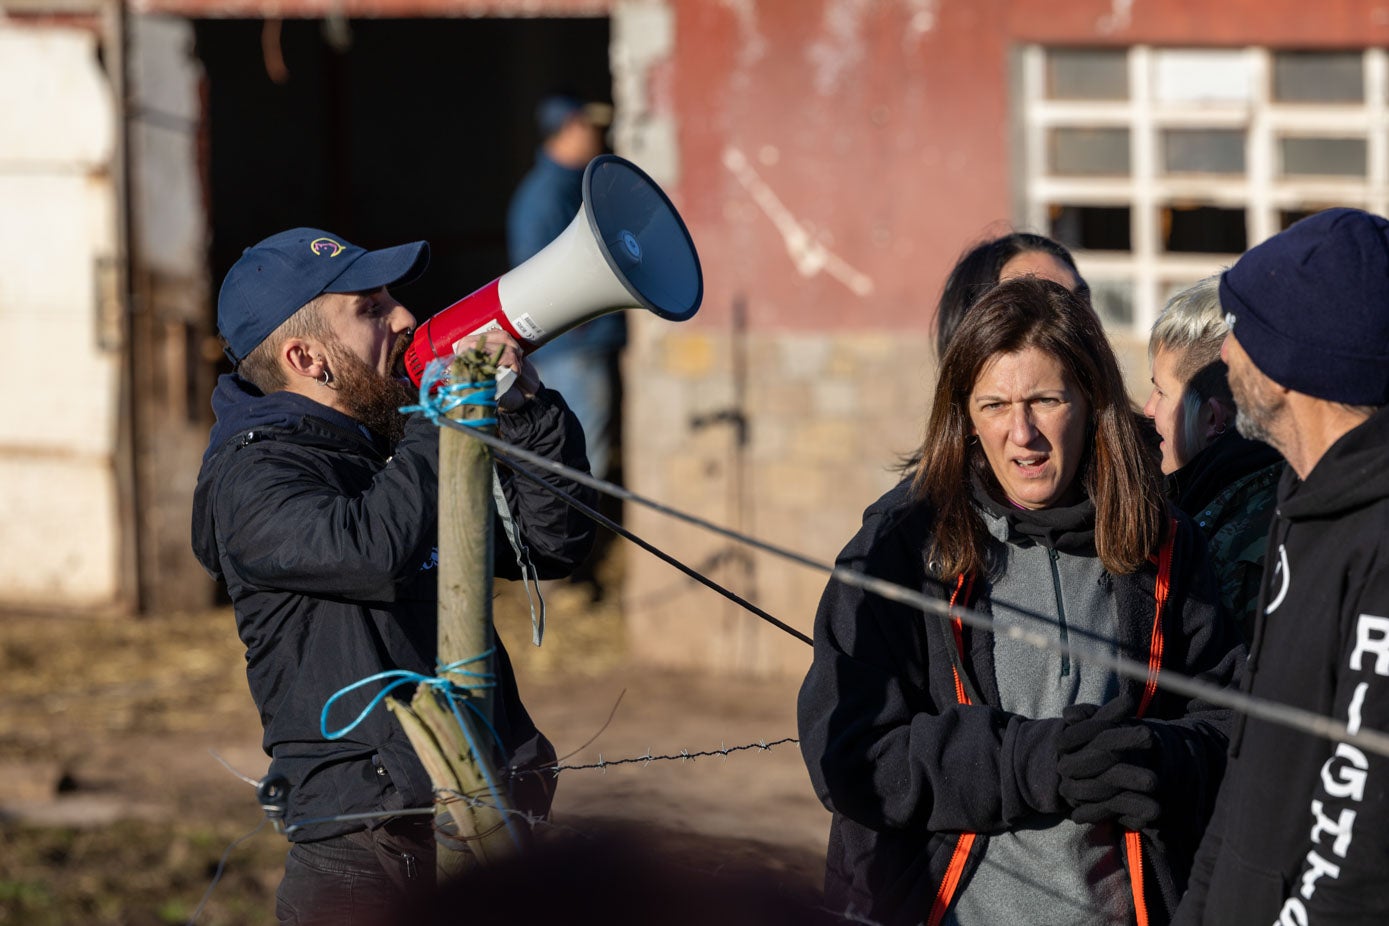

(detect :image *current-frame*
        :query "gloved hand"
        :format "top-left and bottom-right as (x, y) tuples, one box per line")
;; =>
(1055, 693), (1166, 831)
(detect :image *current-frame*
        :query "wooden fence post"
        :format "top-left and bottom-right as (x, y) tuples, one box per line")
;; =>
(387, 346), (524, 884)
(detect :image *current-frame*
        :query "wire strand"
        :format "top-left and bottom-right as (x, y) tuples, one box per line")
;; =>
(500, 454), (812, 645)
(185, 818), (267, 925)
(440, 414), (1389, 758)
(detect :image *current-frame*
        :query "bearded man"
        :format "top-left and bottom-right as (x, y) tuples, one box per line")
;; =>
(191, 227), (594, 924)
(1174, 208), (1389, 925)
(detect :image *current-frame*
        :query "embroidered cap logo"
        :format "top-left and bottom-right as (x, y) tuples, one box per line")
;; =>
(310, 237), (345, 257)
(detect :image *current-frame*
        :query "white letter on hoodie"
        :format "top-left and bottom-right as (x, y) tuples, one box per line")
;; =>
(1351, 614), (1389, 676)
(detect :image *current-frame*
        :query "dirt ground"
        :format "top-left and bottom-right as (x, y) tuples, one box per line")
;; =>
(0, 550), (830, 925)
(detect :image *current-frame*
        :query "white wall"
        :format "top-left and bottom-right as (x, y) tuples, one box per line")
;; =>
(0, 24), (125, 609)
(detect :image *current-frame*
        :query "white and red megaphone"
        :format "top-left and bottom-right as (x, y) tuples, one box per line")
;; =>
(403, 154), (703, 387)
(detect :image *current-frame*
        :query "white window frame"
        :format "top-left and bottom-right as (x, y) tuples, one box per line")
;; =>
(1020, 45), (1389, 335)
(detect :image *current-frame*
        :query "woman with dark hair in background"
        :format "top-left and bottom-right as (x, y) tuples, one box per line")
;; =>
(799, 277), (1243, 926)
(896, 231), (1091, 478)
(1143, 276), (1282, 641)
(935, 231), (1090, 358)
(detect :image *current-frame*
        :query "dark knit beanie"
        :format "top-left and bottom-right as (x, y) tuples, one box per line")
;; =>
(1219, 207), (1389, 406)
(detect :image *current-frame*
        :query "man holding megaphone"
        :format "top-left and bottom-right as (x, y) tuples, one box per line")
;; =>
(191, 226), (596, 923)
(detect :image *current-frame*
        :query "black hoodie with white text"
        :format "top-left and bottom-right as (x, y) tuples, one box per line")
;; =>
(1176, 404), (1389, 925)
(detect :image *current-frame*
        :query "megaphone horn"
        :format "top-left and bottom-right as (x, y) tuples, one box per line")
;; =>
(404, 154), (703, 386)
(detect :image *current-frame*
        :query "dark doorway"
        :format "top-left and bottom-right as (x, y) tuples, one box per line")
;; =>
(194, 16), (612, 321)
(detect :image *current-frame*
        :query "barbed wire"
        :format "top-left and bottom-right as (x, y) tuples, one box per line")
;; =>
(516, 737), (800, 777)
(200, 756), (869, 926)
(209, 731), (801, 840)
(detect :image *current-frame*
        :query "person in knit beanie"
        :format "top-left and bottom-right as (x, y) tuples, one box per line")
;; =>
(1175, 207), (1389, 925)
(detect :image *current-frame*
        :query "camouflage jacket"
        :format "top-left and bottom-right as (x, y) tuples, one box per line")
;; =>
(1188, 462), (1281, 642)
(1169, 434), (1283, 643)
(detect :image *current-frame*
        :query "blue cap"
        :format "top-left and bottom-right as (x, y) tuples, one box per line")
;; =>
(217, 227), (430, 365)
(536, 95), (584, 138)
(535, 94), (611, 139)
(1220, 207), (1389, 406)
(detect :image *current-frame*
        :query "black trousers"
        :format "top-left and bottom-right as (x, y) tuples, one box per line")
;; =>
(275, 817), (435, 926)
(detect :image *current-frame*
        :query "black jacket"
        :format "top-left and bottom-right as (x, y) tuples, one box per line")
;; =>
(797, 481), (1244, 926)
(191, 375), (594, 840)
(1175, 406), (1389, 925)
(1167, 432), (1283, 641)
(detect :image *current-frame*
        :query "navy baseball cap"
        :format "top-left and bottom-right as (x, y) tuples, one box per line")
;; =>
(217, 227), (430, 365)
(535, 94), (613, 138)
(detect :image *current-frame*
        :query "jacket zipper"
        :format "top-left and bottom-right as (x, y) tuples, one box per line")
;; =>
(1047, 547), (1070, 676)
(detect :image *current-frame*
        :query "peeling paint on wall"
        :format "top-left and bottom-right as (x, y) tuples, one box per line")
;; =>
(612, 1), (678, 186)
(1097, 0), (1135, 35)
(807, 0), (871, 97)
(722, 144), (874, 297)
(720, 0), (767, 69)
(903, 0), (940, 55)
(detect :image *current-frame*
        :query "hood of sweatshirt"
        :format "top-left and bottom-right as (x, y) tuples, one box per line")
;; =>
(190, 373), (385, 581)
(1278, 404), (1389, 522)
(969, 472), (1097, 555)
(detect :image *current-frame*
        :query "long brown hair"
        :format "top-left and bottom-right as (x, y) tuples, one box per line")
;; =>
(911, 276), (1164, 577)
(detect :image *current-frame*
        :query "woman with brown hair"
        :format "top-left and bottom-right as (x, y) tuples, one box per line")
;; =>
(797, 277), (1244, 926)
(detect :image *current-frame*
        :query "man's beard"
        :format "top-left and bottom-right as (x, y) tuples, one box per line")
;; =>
(326, 336), (415, 445)
(1230, 363), (1281, 446)
(1234, 406), (1273, 444)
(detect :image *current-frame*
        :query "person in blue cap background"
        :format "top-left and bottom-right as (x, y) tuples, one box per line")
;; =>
(506, 94), (623, 489)
(191, 227), (596, 924)
(1174, 207), (1389, 925)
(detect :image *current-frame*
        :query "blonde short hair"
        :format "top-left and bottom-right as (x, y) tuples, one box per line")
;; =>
(1149, 274), (1236, 449)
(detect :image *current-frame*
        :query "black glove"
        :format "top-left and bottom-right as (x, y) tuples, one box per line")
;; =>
(1055, 693), (1165, 831)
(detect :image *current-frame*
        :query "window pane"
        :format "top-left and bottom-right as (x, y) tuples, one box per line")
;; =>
(1049, 204), (1132, 251)
(1087, 278), (1134, 328)
(1273, 52), (1363, 102)
(1047, 49), (1129, 100)
(1162, 129), (1245, 174)
(1280, 137), (1367, 176)
(1154, 50), (1253, 103)
(1279, 207), (1356, 231)
(1163, 205), (1246, 254)
(1051, 128), (1131, 175)
(1162, 278), (1210, 308)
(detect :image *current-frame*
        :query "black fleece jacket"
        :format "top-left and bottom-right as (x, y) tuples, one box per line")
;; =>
(1175, 405), (1389, 925)
(191, 374), (594, 840)
(797, 481), (1244, 926)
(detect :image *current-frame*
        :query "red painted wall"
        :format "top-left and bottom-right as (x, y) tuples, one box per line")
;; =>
(134, 0), (610, 17)
(1008, 0), (1389, 46)
(672, 0), (1011, 334)
(668, 0), (1389, 334)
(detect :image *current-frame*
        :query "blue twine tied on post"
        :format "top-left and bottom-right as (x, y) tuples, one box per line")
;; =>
(320, 650), (498, 742)
(320, 652), (524, 848)
(399, 356), (498, 427)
